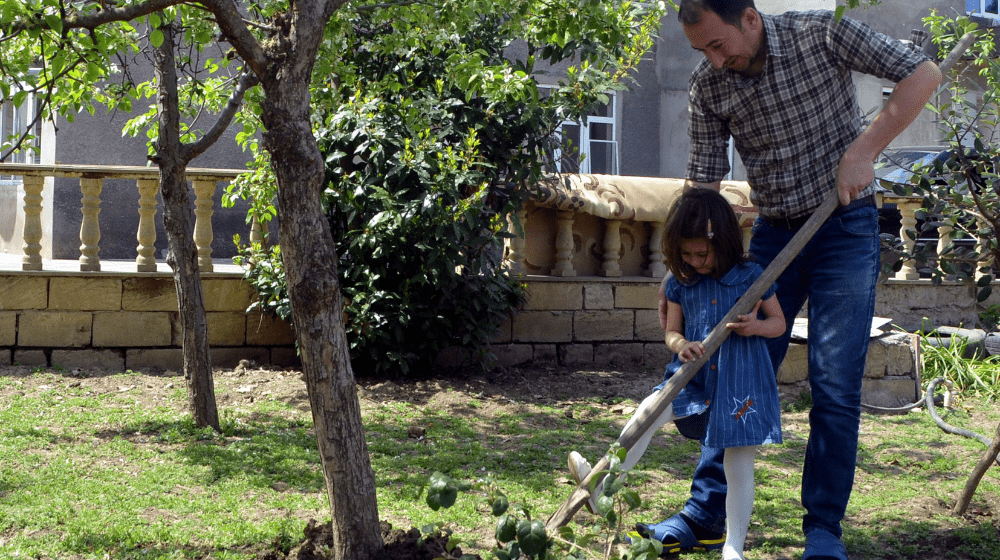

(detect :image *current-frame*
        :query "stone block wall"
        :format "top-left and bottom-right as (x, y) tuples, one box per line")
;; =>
(486, 277), (668, 370)
(0, 273), (296, 371)
(484, 276), (926, 408)
(0, 269), (954, 409)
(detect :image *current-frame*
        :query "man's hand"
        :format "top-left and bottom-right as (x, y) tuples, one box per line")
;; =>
(835, 148), (874, 206)
(836, 60), (941, 206)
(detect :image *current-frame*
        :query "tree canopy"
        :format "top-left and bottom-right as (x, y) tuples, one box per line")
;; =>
(1, 1), (666, 558)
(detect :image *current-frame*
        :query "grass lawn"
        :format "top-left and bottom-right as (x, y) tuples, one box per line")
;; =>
(0, 364), (998, 559)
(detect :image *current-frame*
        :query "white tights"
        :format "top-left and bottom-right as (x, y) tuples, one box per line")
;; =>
(722, 445), (756, 560)
(611, 391), (758, 560)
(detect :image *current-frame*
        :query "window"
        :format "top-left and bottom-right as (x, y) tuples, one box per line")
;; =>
(541, 87), (619, 175)
(968, 0), (999, 19)
(0, 91), (41, 182)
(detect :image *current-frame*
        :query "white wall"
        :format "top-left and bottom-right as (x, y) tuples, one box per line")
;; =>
(756, 0), (835, 14)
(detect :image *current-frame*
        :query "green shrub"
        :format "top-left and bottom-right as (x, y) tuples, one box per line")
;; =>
(238, 15), (582, 377)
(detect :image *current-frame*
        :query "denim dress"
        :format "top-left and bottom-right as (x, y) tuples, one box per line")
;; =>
(658, 262), (783, 449)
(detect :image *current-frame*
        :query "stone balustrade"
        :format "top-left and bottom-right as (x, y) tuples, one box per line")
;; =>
(0, 163), (251, 273)
(881, 191), (995, 281)
(506, 174), (757, 278)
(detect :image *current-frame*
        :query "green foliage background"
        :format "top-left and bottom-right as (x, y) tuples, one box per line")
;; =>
(235, 1), (664, 377)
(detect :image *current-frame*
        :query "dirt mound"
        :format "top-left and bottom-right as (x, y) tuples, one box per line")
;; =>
(257, 518), (481, 560)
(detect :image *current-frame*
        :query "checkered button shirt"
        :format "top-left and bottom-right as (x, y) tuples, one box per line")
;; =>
(685, 10), (931, 220)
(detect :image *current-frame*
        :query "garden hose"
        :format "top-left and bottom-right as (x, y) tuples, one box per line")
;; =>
(859, 377), (951, 415)
(862, 377), (1000, 467)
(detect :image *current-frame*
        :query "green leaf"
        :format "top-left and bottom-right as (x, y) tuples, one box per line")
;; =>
(495, 514), (516, 543)
(595, 494), (614, 514)
(44, 15), (62, 34)
(150, 29), (165, 48)
(516, 520), (547, 557)
(622, 489), (641, 509)
(426, 471), (458, 510)
(491, 495), (509, 516)
(978, 285), (993, 302)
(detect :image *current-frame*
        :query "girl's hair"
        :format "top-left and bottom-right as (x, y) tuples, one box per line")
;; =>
(663, 188), (746, 283)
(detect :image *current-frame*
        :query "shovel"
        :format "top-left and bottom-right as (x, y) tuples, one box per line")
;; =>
(545, 31), (976, 532)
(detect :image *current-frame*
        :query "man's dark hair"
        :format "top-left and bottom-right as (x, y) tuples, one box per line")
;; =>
(662, 188), (746, 284)
(678, 0), (757, 27)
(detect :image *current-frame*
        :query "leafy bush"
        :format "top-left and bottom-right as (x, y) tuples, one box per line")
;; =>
(234, 3), (663, 378)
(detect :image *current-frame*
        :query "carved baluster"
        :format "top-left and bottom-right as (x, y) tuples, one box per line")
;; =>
(936, 224), (953, 258)
(551, 210), (576, 277)
(601, 219), (622, 277)
(79, 176), (103, 272)
(136, 178), (160, 272)
(645, 220), (667, 278)
(935, 223), (953, 278)
(250, 214), (265, 246)
(20, 174), (44, 271)
(895, 200), (920, 280)
(975, 222), (994, 282)
(505, 208), (527, 274)
(192, 179), (216, 273)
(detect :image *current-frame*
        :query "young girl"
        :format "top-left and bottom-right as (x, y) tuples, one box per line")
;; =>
(567, 188), (785, 560)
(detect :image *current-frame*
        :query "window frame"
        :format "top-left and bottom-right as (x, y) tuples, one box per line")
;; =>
(540, 86), (620, 175)
(968, 0), (1000, 20)
(1, 74), (42, 182)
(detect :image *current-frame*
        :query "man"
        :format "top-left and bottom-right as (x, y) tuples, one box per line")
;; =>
(639, 2), (941, 559)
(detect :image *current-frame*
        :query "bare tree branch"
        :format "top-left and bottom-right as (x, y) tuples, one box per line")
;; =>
(198, 0), (271, 77)
(184, 70), (259, 158)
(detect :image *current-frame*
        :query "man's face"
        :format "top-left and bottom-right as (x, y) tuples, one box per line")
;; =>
(683, 8), (762, 74)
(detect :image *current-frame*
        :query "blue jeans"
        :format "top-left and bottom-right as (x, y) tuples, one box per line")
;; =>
(680, 202), (880, 540)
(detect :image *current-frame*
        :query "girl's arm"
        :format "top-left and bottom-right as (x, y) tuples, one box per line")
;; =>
(725, 294), (785, 339)
(658, 274), (670, 330)
(664, 300), (705, 362)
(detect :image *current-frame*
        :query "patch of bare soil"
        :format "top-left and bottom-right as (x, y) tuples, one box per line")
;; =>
(4, 362), (1000, 559)
(253, 518), (469, 560)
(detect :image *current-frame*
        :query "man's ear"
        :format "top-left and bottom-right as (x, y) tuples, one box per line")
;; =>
(742, 7), (759, 31)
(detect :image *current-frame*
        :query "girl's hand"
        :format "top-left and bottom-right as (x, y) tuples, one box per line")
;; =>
(726, 296), (786, 339)
(726, 299), (765, 337)
(677, 340), (705, 362)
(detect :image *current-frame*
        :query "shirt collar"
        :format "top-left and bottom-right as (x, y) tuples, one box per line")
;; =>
(726, 13), (783, 87)
(760, 13), (785, 60)
(717, 262), (754, 286)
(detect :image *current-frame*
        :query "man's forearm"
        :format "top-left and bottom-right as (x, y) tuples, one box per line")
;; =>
(684, 179), (722, 191)
(848, 60), (942, 163)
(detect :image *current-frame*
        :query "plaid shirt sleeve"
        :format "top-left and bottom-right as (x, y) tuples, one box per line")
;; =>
(826, 14), (929, 83)
(684, 10), (931, 217)
(687, 63), (734, 184)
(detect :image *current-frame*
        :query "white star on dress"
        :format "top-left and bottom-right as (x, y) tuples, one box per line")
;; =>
(730, 395), (757, 424)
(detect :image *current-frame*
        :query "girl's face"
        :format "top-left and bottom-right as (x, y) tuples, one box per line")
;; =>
(680, 238), (715, 275)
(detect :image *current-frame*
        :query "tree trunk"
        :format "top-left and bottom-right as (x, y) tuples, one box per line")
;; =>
(954, 421), (1000, 515)
(152, 19), (219, 431)
(257, 37), (383, 560)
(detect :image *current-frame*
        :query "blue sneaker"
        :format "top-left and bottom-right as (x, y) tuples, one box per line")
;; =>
(631, 514), (725, 554)
(802, 528), (847, 560)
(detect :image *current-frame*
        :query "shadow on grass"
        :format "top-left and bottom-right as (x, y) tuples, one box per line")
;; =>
(91, 412), (327, 491)
(843, 518), (1000, 560)
(59, 536), (279, 560)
